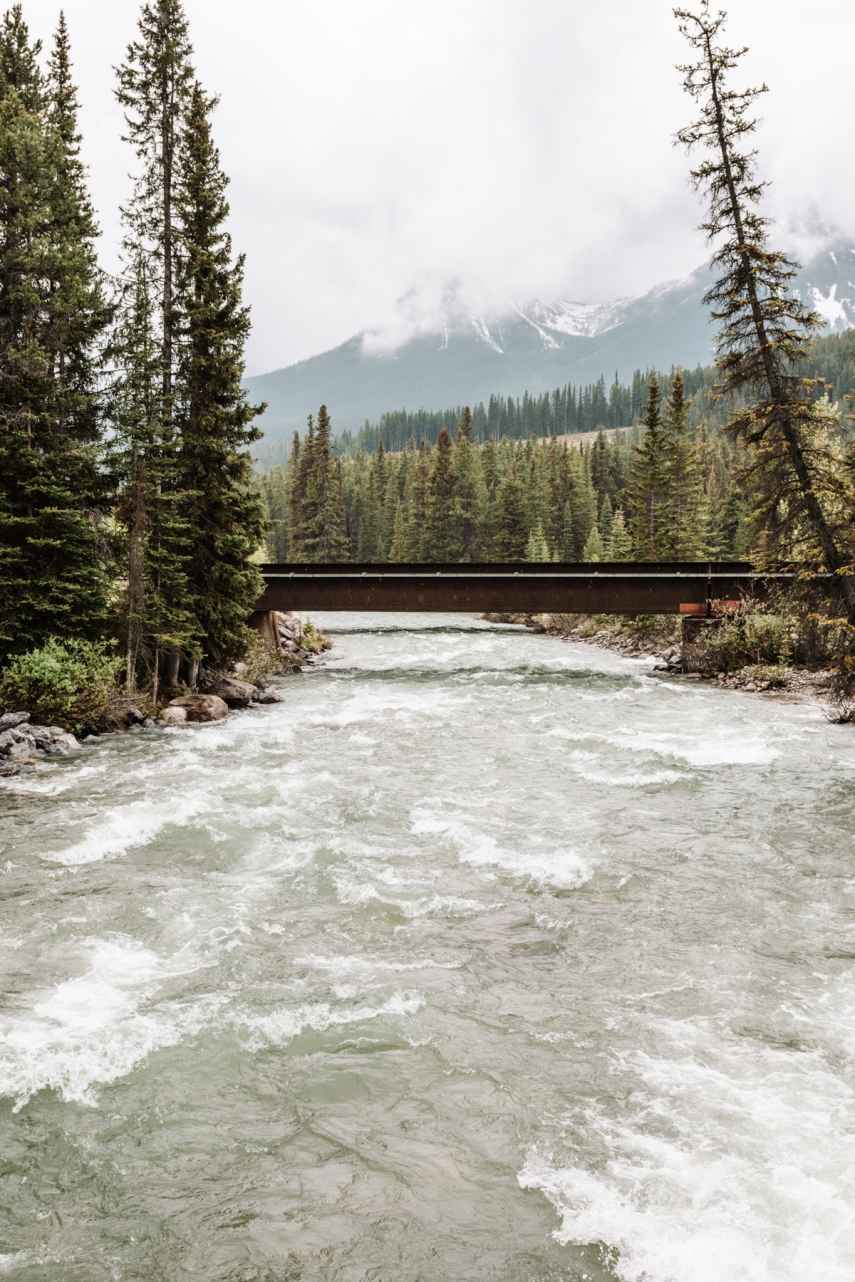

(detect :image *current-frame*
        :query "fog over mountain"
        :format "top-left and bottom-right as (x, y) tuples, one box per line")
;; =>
(16, 0), (855, 375)
(246, 240), (855, 442)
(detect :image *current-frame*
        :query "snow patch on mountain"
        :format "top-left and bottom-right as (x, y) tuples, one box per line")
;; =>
(807, 282), (853, 330)
(526, 298), (629, 339)
(470, 317), (504, 355)
(511, 303), (561, 350)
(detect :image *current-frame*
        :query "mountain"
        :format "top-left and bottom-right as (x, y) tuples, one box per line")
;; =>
(246, 241), (855, 443)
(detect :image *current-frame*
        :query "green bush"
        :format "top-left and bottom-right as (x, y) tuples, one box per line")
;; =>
(239, 630), (283, 685)
(695, 608), (793, 673)
(0, 638), (124, 734)
(302, 620), (331, 655)
(741, 663), (789, 688)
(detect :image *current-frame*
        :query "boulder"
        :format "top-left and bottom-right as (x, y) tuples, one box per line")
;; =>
(168, 694), (228, 723)
(28, 726), (79, 755)
(204, 676), (258, 708)
(126, 705), (146, 727)
(0, 727), (32, 755)
(0, 711), (30, 731)
(161, 705), (188, 726)
(255, 686), (283, 704)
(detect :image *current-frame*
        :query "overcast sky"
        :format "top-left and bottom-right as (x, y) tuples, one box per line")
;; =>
(19, 0), (855, 373)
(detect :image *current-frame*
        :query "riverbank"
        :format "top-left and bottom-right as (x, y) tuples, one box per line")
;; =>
(484, 610), (838, 705)
(0, 612), (331, 779)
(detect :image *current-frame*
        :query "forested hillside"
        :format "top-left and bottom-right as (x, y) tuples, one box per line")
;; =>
(259, 374), (851, 566)
(254, 328), (855, 467)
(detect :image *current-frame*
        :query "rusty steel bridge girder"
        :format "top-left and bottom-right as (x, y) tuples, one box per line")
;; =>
(255, 562), (804, 616)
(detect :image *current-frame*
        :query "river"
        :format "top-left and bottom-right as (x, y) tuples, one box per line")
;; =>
(1, 614), (854, 1282)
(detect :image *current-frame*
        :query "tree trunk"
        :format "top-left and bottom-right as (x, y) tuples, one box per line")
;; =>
(126, 453), (146, 692)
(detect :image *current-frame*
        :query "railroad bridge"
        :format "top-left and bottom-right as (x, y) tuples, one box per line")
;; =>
(254, 561), (798, 619)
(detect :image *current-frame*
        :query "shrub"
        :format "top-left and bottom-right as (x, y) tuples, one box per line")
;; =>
(741, 663), (789, 689)
(240, 630), (283, 685)
(0, 638), (124, 734)
(302, 620), (331, 655)
(693, 607), (793, 673)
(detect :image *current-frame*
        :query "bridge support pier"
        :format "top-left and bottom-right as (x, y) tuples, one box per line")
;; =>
(250, 609), (280, 653)
(680, 614), (724, 670)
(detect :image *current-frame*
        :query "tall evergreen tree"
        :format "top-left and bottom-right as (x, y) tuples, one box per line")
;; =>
(425, 429), (459, 561)
(0, 6), (110, 660)
(453, 407), (481, 560)
(526, 523), (550, 562)
(116, 0), (193, 437)
(116, 0), (196, 684)
(174, 82), (265, 669)
(628, 377), (669, 559)
(493, 472), (528, 560)
(286, 431), (305, 559)
(300, 403), (348, 561)
(111, 251), (196, 696)
(662, 371), (706, 558)
(608, 508), (633, 560)
(676, 1), (855, 615)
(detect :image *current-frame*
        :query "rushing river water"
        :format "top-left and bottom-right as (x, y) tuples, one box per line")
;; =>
(1, 614), (855, 1282)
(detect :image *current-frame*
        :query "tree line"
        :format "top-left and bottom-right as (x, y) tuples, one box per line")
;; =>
(0, 1), (263, 696)
(262, 374), (751, 565)
(263, 1), (855, 631)
(252, 328), (855, 469)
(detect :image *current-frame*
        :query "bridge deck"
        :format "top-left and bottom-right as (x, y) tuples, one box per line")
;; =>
(256, 562), (798, 616)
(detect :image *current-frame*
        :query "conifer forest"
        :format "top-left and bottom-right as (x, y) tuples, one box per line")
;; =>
(0, 0), (853, 706)
(0, 0), (263, 697)
(3, 5), (855, 1280)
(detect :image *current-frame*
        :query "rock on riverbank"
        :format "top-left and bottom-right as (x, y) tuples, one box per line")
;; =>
(0, 712), (79, 777)
(484, 611), (836, 704)
(0, 614), (330, 775)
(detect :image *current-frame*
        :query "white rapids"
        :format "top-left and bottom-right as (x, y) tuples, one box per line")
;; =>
(1, 613), (853, 1281)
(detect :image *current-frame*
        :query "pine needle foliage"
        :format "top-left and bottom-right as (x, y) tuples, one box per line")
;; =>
(0, 6), (111, 661)
(674, 1), (855, 616)
(174, 82), (266, 668)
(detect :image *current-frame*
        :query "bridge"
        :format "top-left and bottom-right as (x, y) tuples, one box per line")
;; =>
(255, 562), (801, 617)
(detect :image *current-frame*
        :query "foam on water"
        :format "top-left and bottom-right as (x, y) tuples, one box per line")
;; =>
(46, 792), (212, 865)
(0, 937), (223, 1108)
(2, 611), (852, 1279)
(237, 992), (425, 1049)
(608, 729), (780, 768)
(520, 1012), (855, 1282)
(410, 804), (594, 890)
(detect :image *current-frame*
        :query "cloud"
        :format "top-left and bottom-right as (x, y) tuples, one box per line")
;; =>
(20, 0), (855, 372)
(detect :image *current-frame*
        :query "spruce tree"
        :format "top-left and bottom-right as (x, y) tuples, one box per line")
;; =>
(583, 525), (605, 562)
(676, 2), (855, 615)
(570, 463), (597, 560)
(301, 404), (349, 561)
(662, 371), (706, 558)
(286, 431), (305, 559)
(0, 6), (110, 660)
(389, 501), (411, 561)
(608, 509), (633, 560)
(408, 442), (430, 560)
(628, 377), (669, 559)
(493, 472), (528, 560)
(425, 429), (459, 561)
(453, 406), (481, 560)
(526, 523), (550, 562)
(116, 0), (196, 684)
(111, 251), (197, 696)
(117, 0), (193, 437)
(174, 82), (265, 669)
